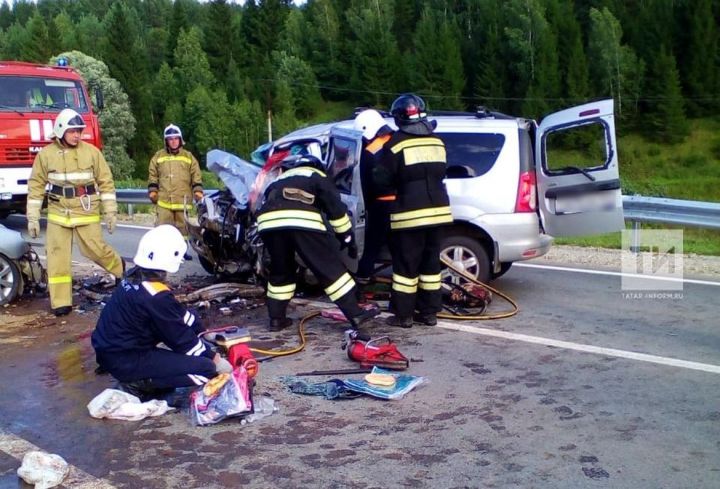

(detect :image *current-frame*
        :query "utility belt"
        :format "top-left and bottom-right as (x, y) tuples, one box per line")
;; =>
(49, 183), (97, 198)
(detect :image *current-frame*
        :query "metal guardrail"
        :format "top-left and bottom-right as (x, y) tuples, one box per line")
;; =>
(116, 189), (720, 230)
(622, 195), (720, 230)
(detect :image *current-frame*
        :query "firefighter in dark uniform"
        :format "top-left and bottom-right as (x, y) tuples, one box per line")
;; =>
(353, 109), (395, 289)
(380, 94), (453, 328)
(92, 225), (232, 399)
(257, 154), (379, 331)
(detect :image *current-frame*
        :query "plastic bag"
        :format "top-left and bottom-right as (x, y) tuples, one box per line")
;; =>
(190, 366), (253, 426)
(17, 451), (69, 489)
(87, 388), (173, 421)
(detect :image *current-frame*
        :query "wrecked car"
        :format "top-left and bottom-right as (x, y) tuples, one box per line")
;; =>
(0, 223), (46, 305)
(190, 99), (625, 284)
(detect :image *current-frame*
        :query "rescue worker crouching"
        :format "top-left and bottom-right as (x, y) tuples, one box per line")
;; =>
(256, 154), (379, 332)
(26, 109), (123, 317)
(147, 124), (203, 261)
(353, 109), (395, 293)
(92, 225), (232, 402)
(380, 94), (453, 328)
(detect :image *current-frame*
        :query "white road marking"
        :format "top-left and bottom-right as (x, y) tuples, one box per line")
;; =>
(435, 320), (720, 374)
(516, 262), (720, 287)
(114, 223), (153, 230)
(299, 298), (720, 374)
(0, 428), (117, 488)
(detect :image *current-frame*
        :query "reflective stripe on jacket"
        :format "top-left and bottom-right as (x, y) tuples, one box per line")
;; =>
(148, 148), (202, 206)
(27, 139), (116, 228)
(256, 166), (351, 234)
(381, 131), (452, 230)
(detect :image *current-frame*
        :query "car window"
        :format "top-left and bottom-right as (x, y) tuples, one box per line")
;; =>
(438, 132), (506, 179)
(327, 136), (360, 194)
(544, 121), (609, 174)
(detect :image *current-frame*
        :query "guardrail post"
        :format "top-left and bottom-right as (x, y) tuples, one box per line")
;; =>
(630, 220), (640, 254)
(128, 204), (134, 218)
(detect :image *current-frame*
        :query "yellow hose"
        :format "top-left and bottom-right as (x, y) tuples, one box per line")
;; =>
(249, 310), (320, 357)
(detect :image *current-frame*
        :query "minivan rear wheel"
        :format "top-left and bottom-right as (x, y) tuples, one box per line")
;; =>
(440, 235), (491, 285)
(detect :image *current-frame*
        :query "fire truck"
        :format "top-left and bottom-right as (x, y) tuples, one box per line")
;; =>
(0, 60), (102, 218)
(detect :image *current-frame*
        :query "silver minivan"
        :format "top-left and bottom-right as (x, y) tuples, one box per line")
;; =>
(275, 99), (624, 282)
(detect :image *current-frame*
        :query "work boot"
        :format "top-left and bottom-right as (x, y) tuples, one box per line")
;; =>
(350, 305), (380, 328)
(159, 387), (196, 409)
(269, 318), (293, 332)
(52, 305), (72, 317)
(413, 313), (438, 326)
(385, 315), (413, 328)
(117, 380), (157, 402)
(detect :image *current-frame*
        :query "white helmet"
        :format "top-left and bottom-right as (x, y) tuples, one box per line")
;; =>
(163, 124), (184, 144)
(353, 109), (387, 140)
(52, 109), (86, 139)
(133, 225), (187, 273)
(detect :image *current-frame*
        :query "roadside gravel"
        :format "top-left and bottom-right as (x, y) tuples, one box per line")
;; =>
(533, 245), (720, 280)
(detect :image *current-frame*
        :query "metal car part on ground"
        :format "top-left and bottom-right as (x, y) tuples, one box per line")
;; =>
(0, 223), (46, 305)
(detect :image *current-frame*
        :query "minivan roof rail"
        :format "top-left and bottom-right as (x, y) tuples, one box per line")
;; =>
(351, 106), (516, 120)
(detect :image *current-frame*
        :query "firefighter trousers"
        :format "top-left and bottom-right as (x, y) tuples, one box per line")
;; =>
(156, 207), (189, 238)
(356, 200), (392, 280)
(262, 230), (363, 322)
(46, 221), (123, 309)
(96, 348), (217, 388)
(389, 226), (444, 318)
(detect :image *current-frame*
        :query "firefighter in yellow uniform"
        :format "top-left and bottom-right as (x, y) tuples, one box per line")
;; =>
(147, 124), (203, 260)
(26, 109), (123, 317)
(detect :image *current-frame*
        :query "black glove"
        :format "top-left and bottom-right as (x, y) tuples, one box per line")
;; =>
(338, 231), (358, 259)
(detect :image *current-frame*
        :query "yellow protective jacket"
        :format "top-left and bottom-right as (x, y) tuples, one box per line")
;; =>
(148, 148), (203, 211)
(27, 140), (117, 227)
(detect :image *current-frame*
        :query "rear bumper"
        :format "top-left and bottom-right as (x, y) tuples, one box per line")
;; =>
(469, 212), (554, 262)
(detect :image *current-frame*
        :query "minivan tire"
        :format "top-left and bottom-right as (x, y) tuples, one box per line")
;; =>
(440, 234), (491, 285)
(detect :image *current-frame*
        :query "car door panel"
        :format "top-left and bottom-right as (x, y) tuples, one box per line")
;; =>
(535, 99), (625, 236)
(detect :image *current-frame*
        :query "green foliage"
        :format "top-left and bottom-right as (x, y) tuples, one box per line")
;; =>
(272, 50), (321, 119)
(345, 0), (401, 107)
(22, 12), (50, 62)
(173, 27), (215, 96)
(642, 47), (688, 144)
(408, 7), (465, 110)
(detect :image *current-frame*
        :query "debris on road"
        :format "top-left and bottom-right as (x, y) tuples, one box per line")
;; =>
(87, 388), (174, 421)
(17, 451), (69, 489)
(177, 282), (265, 304)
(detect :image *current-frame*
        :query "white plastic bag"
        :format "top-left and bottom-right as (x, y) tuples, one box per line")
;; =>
(87, 388), (173, 421)
(17, 451), (69, 489)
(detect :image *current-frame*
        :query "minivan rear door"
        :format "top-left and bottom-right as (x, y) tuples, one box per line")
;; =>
(535, 98), (624, 236)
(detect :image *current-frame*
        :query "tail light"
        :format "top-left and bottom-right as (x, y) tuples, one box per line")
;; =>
(515, 171), (537, 212)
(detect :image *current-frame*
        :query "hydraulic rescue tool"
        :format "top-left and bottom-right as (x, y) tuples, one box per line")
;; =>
(341, 329), (410, 371)
(201, 326), (259, 378)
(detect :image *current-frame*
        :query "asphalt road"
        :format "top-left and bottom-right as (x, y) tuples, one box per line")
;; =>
(1, 216), (719, 488)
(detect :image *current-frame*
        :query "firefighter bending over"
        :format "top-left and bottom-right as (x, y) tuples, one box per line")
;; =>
(26, 108), (123, 317)
(380, 94), (453, 328)
(148, 124), (203, 260)
(92, 225), (232, 401)
(256, 154), (379, 332)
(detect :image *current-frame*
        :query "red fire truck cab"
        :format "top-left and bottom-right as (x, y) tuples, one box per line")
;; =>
(0, 60), (102, 218)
